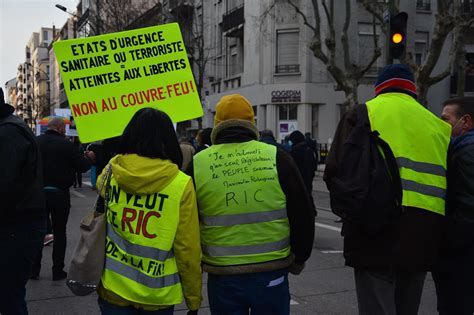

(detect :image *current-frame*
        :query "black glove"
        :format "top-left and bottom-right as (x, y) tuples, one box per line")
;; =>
(289, 262), (305, 275)
(187, 310), (198, 315)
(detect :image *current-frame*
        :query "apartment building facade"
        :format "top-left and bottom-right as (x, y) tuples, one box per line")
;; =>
(15, 28), (54, 127)
(201, 0), (474, 143)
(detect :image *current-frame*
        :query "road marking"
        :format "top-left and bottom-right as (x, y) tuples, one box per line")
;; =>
(321, 250), (343, 254)
(316, 206), (332, 212)
(70, 190), (86, 198)
(315, 222), (342, 233)
(83, 181), (92, 187)
(290, 299), (299, 305)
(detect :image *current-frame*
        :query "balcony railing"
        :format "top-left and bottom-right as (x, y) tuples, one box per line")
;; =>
(416, 0), (431, 11)
(222, 4), (244, 34)
(275, 64), (300, 74)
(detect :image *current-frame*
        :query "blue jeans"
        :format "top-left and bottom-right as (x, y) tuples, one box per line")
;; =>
(90, 165), (97, 188)
(98, 298), (174, 315)
(207, 268), (290, 315)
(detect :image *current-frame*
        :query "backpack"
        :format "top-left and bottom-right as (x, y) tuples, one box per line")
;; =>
(327, 104), (402, 234)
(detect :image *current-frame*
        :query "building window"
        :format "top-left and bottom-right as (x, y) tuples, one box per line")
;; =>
(415, 31), (429, 65)
(276, 29), (300, 74)
(358, 23), (382, 76)
(228, 44), (241, 76)
(46, 65), (50, 76)
(279, 105), (297, 120)
(43, 30), (48, 41)
(416, 0), (431, 11)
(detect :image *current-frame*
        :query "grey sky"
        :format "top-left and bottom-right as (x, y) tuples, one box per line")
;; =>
(1, 0), (77, 87)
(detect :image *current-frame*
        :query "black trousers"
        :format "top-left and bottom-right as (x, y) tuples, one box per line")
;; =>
(433, 250), (474, 315)
(32, 190), (70, 275)
(0, 225), (44, 314)
(354, 268), (426, 315)
(74, 172), (82, 188)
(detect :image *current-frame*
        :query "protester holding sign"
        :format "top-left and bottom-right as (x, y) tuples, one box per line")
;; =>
(96, 108), (202, 314)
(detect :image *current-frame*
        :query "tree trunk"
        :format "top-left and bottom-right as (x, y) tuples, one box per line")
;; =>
(345, 81), (359, 109)
(417, 83), (429, 107)
(456, 36), (466, 97)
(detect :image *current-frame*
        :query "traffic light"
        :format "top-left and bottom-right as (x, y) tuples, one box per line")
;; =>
(389, 12), (408, 60)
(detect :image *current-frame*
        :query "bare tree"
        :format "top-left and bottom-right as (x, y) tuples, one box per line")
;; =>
(263, 0), (382, 108)
(265, 0), (473, 107)
(364, 0), (474, 105)
(85, 0), (160, 35)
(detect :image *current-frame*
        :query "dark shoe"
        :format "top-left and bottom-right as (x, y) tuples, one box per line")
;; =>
(29, 273), (39, 280)
(52, 270), (67, 281)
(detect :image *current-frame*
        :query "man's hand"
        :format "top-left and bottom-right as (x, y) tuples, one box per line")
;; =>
(289, 262), (305, 275)
(84, 150), (96, 163)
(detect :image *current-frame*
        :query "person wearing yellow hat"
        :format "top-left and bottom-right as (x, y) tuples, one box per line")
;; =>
(190, 94), (315, 314)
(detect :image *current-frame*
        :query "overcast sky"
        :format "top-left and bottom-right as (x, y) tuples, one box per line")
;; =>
(1, 0), (77, 87)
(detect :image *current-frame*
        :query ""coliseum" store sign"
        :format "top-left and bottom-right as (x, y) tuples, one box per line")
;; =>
(271, 90), (301, 103)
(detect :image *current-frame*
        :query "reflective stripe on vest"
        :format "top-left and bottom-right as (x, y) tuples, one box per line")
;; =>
(105, 256), (180, 289)
(194, 140), (291, 266)
(107, 223), (174, 261)
(366, 93), (451, 214)
(202, 238), (290, 257)
(101, 171), (190, 305)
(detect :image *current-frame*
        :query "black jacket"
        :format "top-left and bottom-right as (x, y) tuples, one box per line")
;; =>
(324, 103), (444, 270)
(37, 130), (92, 190)
(441, 129), (474, 256)
(187, 126), (315, 269)
(290, 141), (318, 194)
(0, 114), (45, 227)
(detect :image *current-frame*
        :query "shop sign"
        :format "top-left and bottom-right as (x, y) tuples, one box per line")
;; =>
(271, 90), (301, 103)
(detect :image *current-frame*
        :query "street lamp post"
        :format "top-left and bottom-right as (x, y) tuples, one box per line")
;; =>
(55, 3), (99, 36)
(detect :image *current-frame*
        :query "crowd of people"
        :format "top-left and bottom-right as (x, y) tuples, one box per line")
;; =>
(0, 63), (473, 315)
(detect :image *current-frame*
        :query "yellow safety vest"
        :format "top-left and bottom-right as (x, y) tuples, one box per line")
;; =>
(366, 93), (451, 215)
(194, 140), (291, 266)
(101, 172), (190, 305)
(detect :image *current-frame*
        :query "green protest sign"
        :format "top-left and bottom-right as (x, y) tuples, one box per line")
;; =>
(53, 23), (203, 143)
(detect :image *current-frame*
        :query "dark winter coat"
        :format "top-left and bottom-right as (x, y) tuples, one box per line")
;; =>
(260, 135), (286, 151)
(288, 134), (318, 194)
(0, 114), (45, 227)
(187, 125), (315, 274)
(436, 129), (474, 269)
(324, 104), (444, 271)
(37, 130), (92, 191)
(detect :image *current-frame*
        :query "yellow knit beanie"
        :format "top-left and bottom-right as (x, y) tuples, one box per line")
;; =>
(214, 94), (255, 126)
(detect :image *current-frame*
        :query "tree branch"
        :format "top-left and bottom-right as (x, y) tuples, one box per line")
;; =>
(362, 0), (385, 29)
(341, 0), (351, 70)
(287, 0), (317, 33)
(358, 14), (382, 76)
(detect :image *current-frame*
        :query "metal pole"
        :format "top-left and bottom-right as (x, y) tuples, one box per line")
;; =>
(386, 0), (397, 65)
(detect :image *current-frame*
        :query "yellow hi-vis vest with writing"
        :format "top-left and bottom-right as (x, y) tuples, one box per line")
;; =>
(366, 93), (451, 215)
(101, 171), (189, 305)
(194, 140), (291, 266)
